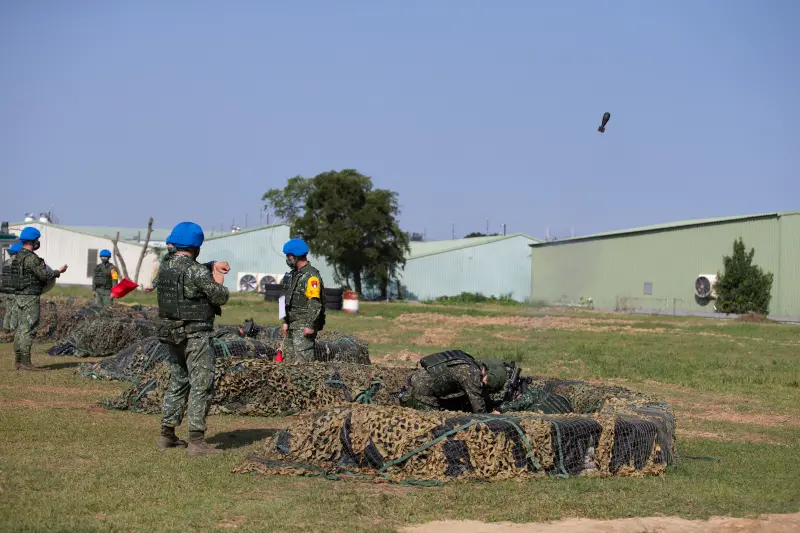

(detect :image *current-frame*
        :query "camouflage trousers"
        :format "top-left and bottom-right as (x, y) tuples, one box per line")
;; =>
(161, 332), (215, 433)
(95, 289), (113, 307)
(13, 295), (40, 365)
(2, 294), (15, 331)
(282, 328), (317, 362)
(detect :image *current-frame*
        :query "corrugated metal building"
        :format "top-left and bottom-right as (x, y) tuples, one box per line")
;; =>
(398, 234), (538, 301)
(529, 212), (800, 319)
(7, 222), (162, 288)
(199, 224), (538, 301)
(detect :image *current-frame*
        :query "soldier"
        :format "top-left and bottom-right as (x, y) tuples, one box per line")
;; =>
(280, 238), (326, 362)
(92, 249), (119, 307)
(8, 227), (67, 370)
(1, 243), (22, 333)
(153, 222), (230, 456)
(399, 350), (507, 413)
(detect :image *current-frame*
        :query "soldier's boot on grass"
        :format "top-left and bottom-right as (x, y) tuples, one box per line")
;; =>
(187, 431), (223, 456)
(157, 425), (188, 450)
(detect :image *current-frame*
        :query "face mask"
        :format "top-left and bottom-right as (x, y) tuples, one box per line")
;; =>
(286, 257), (296, 270)
(101, 257), (109, 263)
(32, 241), (40, 251)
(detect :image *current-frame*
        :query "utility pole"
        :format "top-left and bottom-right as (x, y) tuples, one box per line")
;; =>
(502, 223), (506, 236)
(486, 219), (489, 234)
(452, 223), (455, 240)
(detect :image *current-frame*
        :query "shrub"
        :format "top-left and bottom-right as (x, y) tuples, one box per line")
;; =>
(714, 238), (774, 315)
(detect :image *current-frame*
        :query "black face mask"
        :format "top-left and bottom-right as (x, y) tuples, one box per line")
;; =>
(32, 241), (40, 251)
(101, 257), (110, 263)
(286, 256), (297, 270)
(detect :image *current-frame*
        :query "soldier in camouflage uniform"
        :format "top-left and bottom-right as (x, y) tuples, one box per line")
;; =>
(280, 238), (326, 362)
(154, 222), (230, 456)
(1, 243), (22, 333)
(8, 228), (68, 370)
(399, 350), (507, 413)
(92, 249), (119, 307)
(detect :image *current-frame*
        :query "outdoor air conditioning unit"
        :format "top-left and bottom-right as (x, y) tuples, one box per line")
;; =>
(237, 272), (259, 292)
(695, 274), (718, 299)
(257, 273), (281, 293)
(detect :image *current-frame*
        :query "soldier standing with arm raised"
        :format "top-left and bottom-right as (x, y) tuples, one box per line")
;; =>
(8, 227), (67, 370)
(280, 238), (326, 362)
(153, 222), (230, 456)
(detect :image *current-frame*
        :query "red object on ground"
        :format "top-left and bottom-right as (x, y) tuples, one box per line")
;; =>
(111, 278), (139, 299)
(275, 350), (283, 363)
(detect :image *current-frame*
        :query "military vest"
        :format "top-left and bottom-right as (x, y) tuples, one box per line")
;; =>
(93, 263), (115, 289)
(285, 264), (327, 329)
(155, 259), (215, 324)
(1, 258), (15, 294)
(420, 350), (477, 380)
(8, 249), (46, 296)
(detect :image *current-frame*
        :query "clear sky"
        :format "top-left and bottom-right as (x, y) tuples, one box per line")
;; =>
(1, 1), (797, 241)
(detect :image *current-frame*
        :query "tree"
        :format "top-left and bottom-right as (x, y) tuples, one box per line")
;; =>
(714, 237), (774, 315)
(408, 232), (425, 242)
(464, 232), (499, 238)
(262, 169), (411, 294)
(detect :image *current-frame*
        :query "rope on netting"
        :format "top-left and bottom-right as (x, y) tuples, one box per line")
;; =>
(550, 420), (571, 478)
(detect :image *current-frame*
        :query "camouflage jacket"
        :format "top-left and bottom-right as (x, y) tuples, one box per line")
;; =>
(11, 248), (60, 295)
(282, 263), (326, 331)
(155, 253), (230, 330)
(410, 362), (488, 413)
(92, 262), (119, 291)
(495, 383), (573, 414)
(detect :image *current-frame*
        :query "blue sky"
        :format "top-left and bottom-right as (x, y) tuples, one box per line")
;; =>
(1, 1), (797, 240)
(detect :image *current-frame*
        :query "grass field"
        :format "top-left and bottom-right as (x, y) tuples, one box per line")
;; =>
(1, 288), (799, 532)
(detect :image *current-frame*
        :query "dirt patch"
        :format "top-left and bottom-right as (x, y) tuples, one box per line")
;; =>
(382, 350), (423, 363)
(2, 399), (94, 410)
(682, 409), (800, 428)
(399, 512), (800, 533)
(677, 429), (786, 445)
(216, 516), (248, 529)
(395, 313), (665, 334)
(358, 332), (396, 344)
(0, 384), (99, 397)
(492, 333), (529, 343)
(412, 327), (457, 346)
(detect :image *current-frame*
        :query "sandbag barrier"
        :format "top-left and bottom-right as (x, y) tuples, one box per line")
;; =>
(99, 360), (410, 416)
(234, 396), (677, 484)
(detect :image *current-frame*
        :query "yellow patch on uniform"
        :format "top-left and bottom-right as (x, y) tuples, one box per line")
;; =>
(111, 269), (119, 281)
(305, 276), (321, 299)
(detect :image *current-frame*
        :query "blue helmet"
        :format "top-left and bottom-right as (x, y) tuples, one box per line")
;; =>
(19, 227), (41, 243)
(9, 243), (22, 255)
(99, 249), (112, 258)
(283, 238), (309, 256)
(166, 222), (205, 249)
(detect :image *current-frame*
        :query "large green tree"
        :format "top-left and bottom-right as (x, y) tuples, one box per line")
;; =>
(262, 169), (410, 295)
(714, 237), (774, 315)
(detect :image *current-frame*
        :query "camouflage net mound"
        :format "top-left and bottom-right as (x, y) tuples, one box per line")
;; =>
(0, 297), (159, 344)
(47, 318), (161, 358)
(234, 380), (677, 485)
(80, 328), (371, 382)
(100, 360), (411, 416)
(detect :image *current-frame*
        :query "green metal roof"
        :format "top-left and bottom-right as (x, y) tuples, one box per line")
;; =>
(204, 223), (288, 241)
(59, 225), (173, 243)
(409, 233), (538, 259)
(530, 211), (800, 247)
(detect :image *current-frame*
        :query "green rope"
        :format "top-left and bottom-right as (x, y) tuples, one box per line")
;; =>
(550, 420), (570, 478)
(215, 339), (232, 359)
(353, 378), (384, 405)
(133, 378), (157, 404)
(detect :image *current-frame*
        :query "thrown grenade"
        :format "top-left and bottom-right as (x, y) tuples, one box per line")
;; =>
(598, 112), (611, 133)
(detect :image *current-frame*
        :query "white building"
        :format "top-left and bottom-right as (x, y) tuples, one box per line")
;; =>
(7, 222), (164, 289)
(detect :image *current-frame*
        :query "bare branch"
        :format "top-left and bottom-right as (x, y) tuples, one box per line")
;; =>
(112, 231), (130, 280)
(133, 217), (154, 285)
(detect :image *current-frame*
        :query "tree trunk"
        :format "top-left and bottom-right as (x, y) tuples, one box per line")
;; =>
(353, 269), (362, 295)
(112, 232), (130, 280)
(396, 280), (403, 300)
(133, 217), (154, 285)
(379, 278), (388, 300)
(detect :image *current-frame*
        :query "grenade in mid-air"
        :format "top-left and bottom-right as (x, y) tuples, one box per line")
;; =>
(598, 112), (611, 133)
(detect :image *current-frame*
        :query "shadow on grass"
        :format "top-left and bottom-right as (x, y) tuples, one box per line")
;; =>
(42, 362), (86, 370)
(208, 428), (280, 449)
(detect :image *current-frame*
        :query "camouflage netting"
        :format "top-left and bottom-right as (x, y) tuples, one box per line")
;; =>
(0, 297), (159, 344)
(47, 318), (161, 358)
(79, 327), (371, 382)
(234, 379), (677, 484)
(100, 361), (412, 416)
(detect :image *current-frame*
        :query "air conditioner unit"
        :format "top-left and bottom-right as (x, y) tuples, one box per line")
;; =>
(257, 273), (282, 293)
(237, 272), (259, 292)
(695, 274), (718, 299)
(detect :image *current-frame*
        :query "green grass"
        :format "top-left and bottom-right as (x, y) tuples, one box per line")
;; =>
(1, 292), (799, 532)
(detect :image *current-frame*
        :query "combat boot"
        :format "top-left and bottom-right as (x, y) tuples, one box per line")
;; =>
(158, 425), (188, 450)
(187, 431), (223, 456)
(14, 363), (43, 371)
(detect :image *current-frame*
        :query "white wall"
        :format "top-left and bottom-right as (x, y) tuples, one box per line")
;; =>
(8, 223), (160, 289)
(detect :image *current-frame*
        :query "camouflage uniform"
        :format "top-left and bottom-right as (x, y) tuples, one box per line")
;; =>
(282, 263), (326, 362)
(494, 384), (573, 414)
(155, 254), (229, 435)
(400, 350), (490, 413)
(1, 255), (16, 331)
(92, 261), (119, 307)
(8, 248), (60, 367)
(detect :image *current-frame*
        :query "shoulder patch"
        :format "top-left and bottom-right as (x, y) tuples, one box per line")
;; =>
(305, 276), (321, 299)
(110, 269), (119, 281)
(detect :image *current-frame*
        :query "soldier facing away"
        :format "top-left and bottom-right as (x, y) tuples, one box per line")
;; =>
(153, 222), (230, 456)
(7, 228), (67, 370)
(1, 243), (22, 334)
(92, 249), (119, 307)
(399, 350), (507, 413)
(280, 238), (326, 362)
